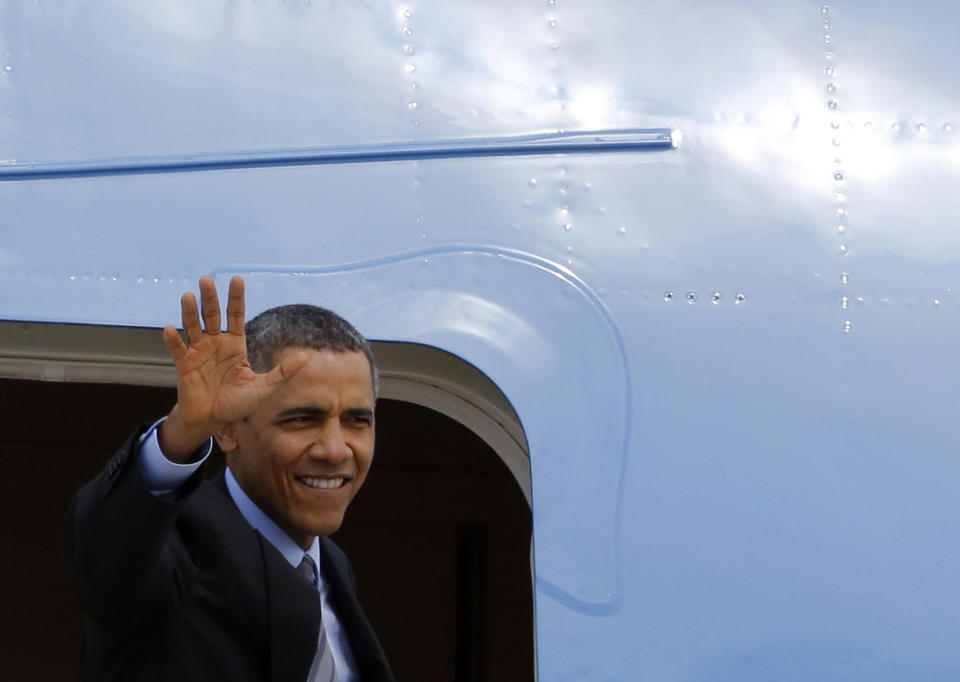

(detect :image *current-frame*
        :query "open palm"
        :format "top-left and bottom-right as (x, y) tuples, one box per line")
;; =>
(159, 276), (305, 459)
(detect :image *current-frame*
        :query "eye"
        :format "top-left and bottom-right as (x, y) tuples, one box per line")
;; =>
(279, 415), (314, 426)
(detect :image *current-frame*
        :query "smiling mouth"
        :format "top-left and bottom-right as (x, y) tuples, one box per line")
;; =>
(297, 476), (347, 490)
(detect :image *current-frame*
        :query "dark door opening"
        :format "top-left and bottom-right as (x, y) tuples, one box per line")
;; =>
(335, 399), (534, 682)
(0, 378), (534, 682)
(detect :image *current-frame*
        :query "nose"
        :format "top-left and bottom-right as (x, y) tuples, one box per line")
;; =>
(309, 420), (353, 465)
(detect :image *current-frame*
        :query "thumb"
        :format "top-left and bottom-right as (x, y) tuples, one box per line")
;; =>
(263, 350), (309, 387)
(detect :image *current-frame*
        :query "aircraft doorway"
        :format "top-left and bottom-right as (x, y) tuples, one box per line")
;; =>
(335, 399), (534, 682)
(0, 325), (535, 682)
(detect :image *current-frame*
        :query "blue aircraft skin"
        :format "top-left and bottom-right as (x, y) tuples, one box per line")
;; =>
(2, 1), (958, 679)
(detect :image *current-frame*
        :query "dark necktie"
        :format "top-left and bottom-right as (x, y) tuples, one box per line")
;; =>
(297, 554), (341, 682)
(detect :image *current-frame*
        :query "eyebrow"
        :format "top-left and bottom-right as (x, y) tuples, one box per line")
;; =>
(343, 408), (374, 420)
(273, 406), (330, 421)
(273, 406), (374, 421)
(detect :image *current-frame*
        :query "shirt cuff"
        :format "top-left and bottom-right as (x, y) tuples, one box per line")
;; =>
(137, 417), (212, 494)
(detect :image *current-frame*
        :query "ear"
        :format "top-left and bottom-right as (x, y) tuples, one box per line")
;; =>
(215, 421), (240, 454)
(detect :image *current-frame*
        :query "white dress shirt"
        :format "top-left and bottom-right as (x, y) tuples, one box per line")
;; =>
(137, 420), (358, 681)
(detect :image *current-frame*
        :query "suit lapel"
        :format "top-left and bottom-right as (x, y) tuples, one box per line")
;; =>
(209, 470), (321, 682)
(260, 537), (321, 682)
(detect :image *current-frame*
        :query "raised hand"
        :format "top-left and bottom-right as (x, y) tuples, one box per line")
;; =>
(158, 275), (306, 462)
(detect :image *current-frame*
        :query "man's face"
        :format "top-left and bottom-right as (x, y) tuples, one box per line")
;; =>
(220, 347), (375, 549)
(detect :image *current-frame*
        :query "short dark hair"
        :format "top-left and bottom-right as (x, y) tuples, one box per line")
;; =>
(245, 304), (378, 394)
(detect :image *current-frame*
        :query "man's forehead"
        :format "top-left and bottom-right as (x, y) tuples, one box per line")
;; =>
(271, 348), (375, 404)
(271, 344), (368, 363)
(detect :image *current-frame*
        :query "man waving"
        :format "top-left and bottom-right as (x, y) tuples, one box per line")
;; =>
(62, 276), (393, 682)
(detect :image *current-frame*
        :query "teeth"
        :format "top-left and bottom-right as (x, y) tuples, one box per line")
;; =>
(300, 477), (344, 489)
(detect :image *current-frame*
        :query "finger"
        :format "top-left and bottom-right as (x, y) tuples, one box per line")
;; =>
(263, 350), (308, 387)
(162, 325), (188, 362)
(226, 275), (245, 336)
(181, 292), (203, 345)
(198, 276), (221, 335)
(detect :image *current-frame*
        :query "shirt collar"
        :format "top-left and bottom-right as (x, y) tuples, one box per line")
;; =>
(224, 467), (321, 575)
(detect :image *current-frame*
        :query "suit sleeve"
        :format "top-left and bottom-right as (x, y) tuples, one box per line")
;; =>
(138, 417), (211, 495)
(61, 425), (206, 628)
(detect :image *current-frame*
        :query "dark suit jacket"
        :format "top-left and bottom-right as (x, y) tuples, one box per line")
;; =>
(61, 427), (393, 682)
